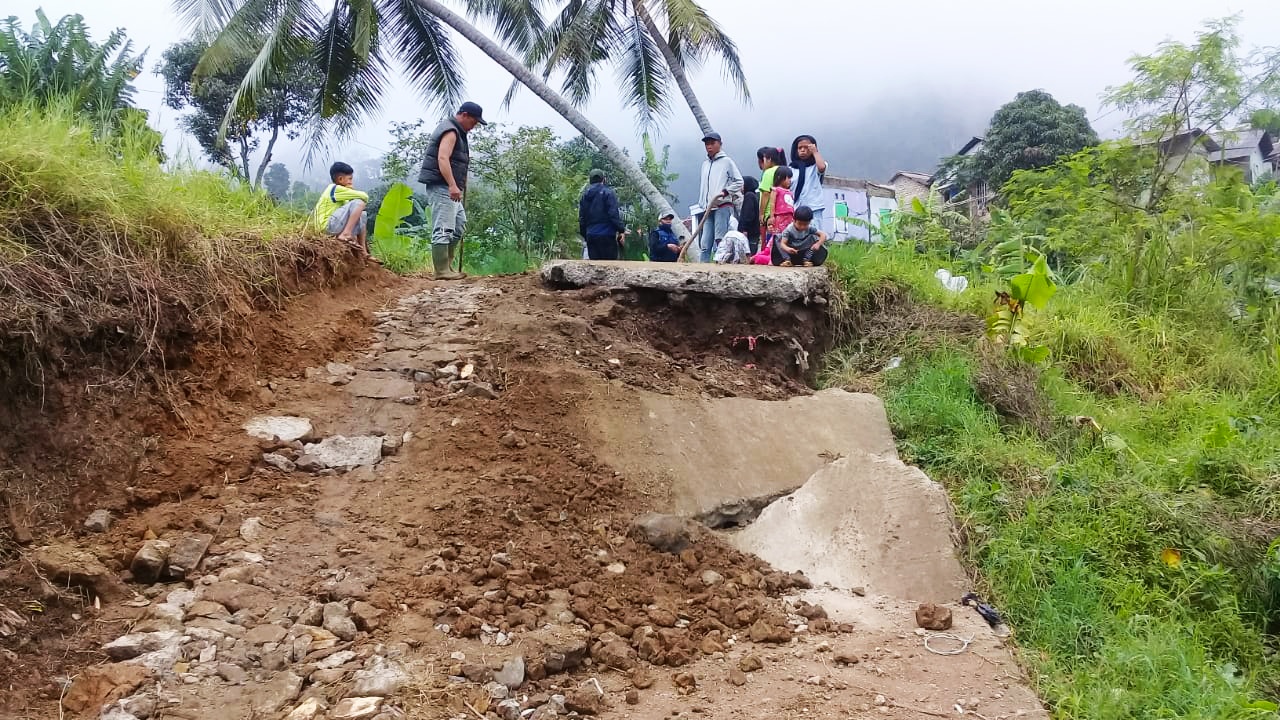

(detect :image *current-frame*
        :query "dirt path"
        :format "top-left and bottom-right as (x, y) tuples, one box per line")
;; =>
(1, 274), (1047, 720)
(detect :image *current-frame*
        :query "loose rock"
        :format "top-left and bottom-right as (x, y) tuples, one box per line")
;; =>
(262, 453), (297, 472)
(284, 697), (325, 720)
(351, 657), (410, 697)
(102, 631), (181, 661)
(494, 654), (525, 690)
(323, 602), (358, 641)
(84, 509), (113, 533)
(129, 540), (171, 583)
(303, 436), (384, 469)
(738, 655), (763, 672)
(728, 667), (748, 686)
(630, 513), (693, 553)
(166, 533), (213, 580)
(915, 603), (954, 631)
(244, 416), (315, 443)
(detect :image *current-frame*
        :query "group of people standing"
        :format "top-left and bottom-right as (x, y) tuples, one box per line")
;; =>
(581, 130), (832, 268)
(314, 100), (832, 279)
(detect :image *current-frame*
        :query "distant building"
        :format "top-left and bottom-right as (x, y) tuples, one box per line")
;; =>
(1212, 129), (1276, 183)
(824, 175), (896, 242)
(887, 171), (937, 209)
(932, 137), (993, 220)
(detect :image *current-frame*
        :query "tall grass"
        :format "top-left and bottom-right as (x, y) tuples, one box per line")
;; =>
(823, 242), (1280, 718)
(0, 103), (351, 384)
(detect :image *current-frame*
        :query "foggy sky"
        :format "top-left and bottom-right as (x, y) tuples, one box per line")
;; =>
(8, 0), (1280, 203)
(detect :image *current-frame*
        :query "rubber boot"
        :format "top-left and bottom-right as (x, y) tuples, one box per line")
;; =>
(447, 241), (468, 278)
(432, 245), (465, 280)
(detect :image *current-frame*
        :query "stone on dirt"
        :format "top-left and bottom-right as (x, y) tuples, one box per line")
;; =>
(738, 655), (763, 672)
(351, 656), (410, 696)
(262, 452), (297, 472)
(239, 517), (263, 542)
(84, 509), (113, 533)
(251, 671), (304, 715)
(102, 630), (181, 661)
(285, 697), (325, 720)
(345, 372), (415, 399)
(630, 513), (694, 553)
(748, 619), (793, 644)
(166, 533), (212, 579)
(200, 581), (275, 612)
(34, 543), (131, 600)
(244, 416), (315, 443)
(565, 683), (607, 715)
(60, 663), (148, 713)
(728, 667), (748, 686)
(331, 696), (383, 719)
(129, 540), (171, 583)
(915, 602), (954, 631)
(350, 600), (384, 630)
(323, 602), (358, 640)
(304, 436), (384, 469)
(494, 654), (525, 689)
(463, 380), (499, 399)
(218, 663), (249, 684)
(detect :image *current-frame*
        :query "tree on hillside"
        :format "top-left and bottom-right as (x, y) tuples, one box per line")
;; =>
(171, 0), (693, 238)
(264, 162), (291, 199)
(502, 0), (749, 135)
(941, 90), (1098, 193)
(158, 38), (319, 189)
(1252, 109), (1280, 137)
(1105, 16), (1280, 209)
(0, 11), (146, 130)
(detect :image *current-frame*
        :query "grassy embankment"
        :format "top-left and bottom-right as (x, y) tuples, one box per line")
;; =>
(822, 241), (1280, 718)
(0, 104), (353, 384)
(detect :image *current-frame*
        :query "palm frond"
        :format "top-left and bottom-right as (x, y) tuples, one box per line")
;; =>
(214, 0), (322, 140)
(313, 0), (388, 140)
(464, 0), (548, 55)
(653, 0), (750, 103)
(375, 0), (464, 111)
(612, 15), (668, 129)
(172, 0), (247, 40)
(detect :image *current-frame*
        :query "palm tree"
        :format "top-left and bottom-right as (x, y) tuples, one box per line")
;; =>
(174, 0), (692, 238)
(505, 0), (748, 135)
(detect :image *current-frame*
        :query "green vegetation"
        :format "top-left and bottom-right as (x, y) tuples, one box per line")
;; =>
(0, 102), (347, 381)
(370, 122), (677, 275)
(822, 19), (1280, 719)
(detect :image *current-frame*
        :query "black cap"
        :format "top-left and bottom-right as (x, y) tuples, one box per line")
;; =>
(702, 131), (722, 143)
(458, 101), (487, 124)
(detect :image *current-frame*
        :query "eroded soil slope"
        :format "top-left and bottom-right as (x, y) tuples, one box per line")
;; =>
(0, 272), (1044, 720)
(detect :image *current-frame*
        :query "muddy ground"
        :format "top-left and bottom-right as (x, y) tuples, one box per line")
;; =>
(0, 270), (1045, 720)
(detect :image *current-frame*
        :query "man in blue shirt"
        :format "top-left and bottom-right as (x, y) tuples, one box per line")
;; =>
(578, 169), (627, 260)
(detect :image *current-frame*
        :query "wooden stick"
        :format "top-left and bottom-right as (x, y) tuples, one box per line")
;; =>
(677, 206), (715, 262)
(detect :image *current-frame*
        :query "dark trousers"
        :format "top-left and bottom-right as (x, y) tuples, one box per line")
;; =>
(744, 229), (760, 254)
(585, 234), (620, 260)
(772, 240), (829, 266)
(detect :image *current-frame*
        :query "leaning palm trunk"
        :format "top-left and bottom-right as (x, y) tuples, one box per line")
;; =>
(632, 0), (713, 137)
(412, 0), (687, 241)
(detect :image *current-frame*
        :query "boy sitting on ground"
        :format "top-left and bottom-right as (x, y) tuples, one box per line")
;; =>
(313, 161), (375, 262)
(772, 205), (829, 267)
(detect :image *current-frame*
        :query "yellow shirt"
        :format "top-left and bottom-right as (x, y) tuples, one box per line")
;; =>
(312, 183), (370, 231)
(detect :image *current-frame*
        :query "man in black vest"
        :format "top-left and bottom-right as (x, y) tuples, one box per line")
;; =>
(418, 101), (486, 280)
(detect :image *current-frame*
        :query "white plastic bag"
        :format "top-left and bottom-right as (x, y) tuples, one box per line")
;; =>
(934, 268), (969, 293)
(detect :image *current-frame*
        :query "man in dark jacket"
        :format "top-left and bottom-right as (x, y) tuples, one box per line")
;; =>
(417, 101), (486, 280)
(648, 211), (681, 262)
(578, 169), (627, 260)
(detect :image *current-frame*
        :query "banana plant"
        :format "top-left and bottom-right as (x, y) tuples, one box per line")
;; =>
(986, 250), (1057, 363)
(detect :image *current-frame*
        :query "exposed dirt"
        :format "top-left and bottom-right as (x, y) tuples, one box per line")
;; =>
(0, 270), (1045, 720)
